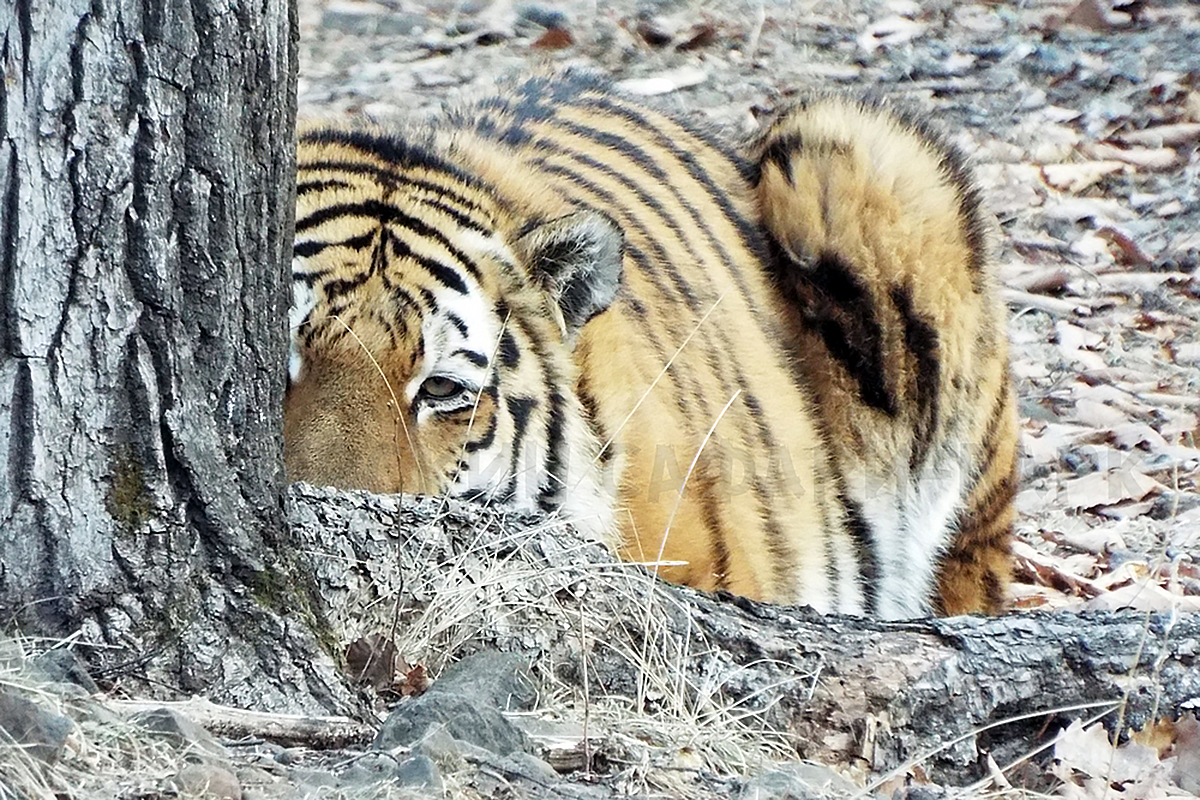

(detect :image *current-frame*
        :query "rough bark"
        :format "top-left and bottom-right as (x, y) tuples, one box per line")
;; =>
(0, 0), (353, 714)
(288, 484), (1200, 786)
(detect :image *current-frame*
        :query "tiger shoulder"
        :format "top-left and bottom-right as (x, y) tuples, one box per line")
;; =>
(285, 74), (1018, 619)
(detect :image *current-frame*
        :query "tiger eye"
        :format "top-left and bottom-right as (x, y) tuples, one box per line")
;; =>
(421, 376), (464, 399)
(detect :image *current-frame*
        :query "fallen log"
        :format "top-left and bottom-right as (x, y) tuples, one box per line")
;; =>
(287, 484), (1200, 786)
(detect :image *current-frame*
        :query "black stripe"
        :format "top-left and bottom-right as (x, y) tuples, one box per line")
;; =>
(838, 491), (879, 615)
(322, 271), (370, 299)
(383, 229), (469, 295)
(300, 157), (490, 223)
(296, 178), (353, 195)
(464, 412), (498, 453)
(976, 378), (1012, 473)
(538, 390), (568, 511)
(445, 313), (469, 338)
(890, 285), (941, 470)
(758, 132), (802, 185)
(499, 330), (520, 368)
(777, 245), (897, 416)
(696, 466), (731, 591)
(292, 268), (331, 287)
(505, 394), (538, 501)
(298, 198), (483, 282)
(300, 128), (474, 185)
(824, 521), (841, 610)
(293, 231), (374, 259)
(506, 396), (537, 455)
(454, 348), (488, 367)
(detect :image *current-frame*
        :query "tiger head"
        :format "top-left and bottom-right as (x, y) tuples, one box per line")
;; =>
(285, 129), (622, 536)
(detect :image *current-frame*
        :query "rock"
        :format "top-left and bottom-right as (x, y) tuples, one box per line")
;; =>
(338, 751), (441, 790)
(170, 762), (242, 800)
(373, 692), (529, 755)
(493, 751), (561, 784)
(413, 724), (494, 771)
(515, 4), (569, 32)
(0, 689), (72, 763)
(427, 649), (538, 711)
(128, 707), (230, 760)
(738, 762), (860, 800)
(30, 648), (100, 694)
(395, 754), (443, 792)
(289, 767), (340, 791)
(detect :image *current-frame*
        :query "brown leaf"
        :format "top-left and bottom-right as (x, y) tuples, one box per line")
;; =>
(399, 663), (431, 697)
(531, 27), (573, 49)
(345, 633), (398, 690)
(634, 18), (672, 47)
(676, 22), (717, 52)
(1172, 714), (1200, 794)
(1095, 226), (1154, 267)
(1063, 0), (1132, 31)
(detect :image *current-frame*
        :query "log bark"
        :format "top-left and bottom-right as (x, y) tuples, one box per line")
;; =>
(288, 484), (1200, 786)
(0, 0), (353, 714)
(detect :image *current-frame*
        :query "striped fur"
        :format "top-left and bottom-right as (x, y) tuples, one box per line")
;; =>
(285, 74), (1017, 618)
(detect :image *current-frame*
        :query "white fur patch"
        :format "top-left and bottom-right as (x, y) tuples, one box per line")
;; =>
(858, 451), (965, 620)
(288, 263), (318, 383)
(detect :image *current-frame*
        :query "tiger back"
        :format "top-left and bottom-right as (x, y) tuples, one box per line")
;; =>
(285, 74), (1017, 618)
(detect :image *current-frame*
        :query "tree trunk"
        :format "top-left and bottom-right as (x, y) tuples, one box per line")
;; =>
(288, 484), (1200, 786)
(0, 0), (353, 714)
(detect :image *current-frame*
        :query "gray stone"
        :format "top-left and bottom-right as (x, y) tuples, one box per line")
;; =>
(129, 707), (230, 760)
(0, 689), (72, 764)
(739, 762), (860, 800)
(373, 692), (529, 755)
(428, 649), (537, 711)
(170, 762), (242, 799)
(289, 767), (340, 790)
(30, 649), (100, 694)
(413, 724), (491, 771)
(494, 751), (560, 784)
(395, 754), (443, 792)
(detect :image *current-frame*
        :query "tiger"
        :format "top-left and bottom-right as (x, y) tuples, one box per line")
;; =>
(285, 73), (1017, 619)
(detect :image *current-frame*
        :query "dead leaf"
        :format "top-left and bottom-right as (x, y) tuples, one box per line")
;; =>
(531, 27), (573, 49)
(399, 663), (431, 697)
(1084, 579), (1200, 611)
(345, 633), (398, 690)
(1172, 714), (1200, 794)
(634, 18), (672, 47)
(1117, 123), (1200, 148)
(1062, 0), (1133, 30)
(616, 67), (708, 96)
(858, 15), (924, 53)
(1059, 468), (1163, 510)
(1041, 161), (1126, 192)
(676, 22), (718, 51)
(1086, 141), (1181, 170)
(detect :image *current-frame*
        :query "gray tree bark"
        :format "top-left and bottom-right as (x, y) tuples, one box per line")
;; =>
(288, 484), (1200, 786)
(0, 0), (353, 714)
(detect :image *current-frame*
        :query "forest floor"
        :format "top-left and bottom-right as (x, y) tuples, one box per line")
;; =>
(4, 1), (1198, 799)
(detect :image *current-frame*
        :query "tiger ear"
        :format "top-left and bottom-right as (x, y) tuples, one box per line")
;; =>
(518, 211), (624, 340)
